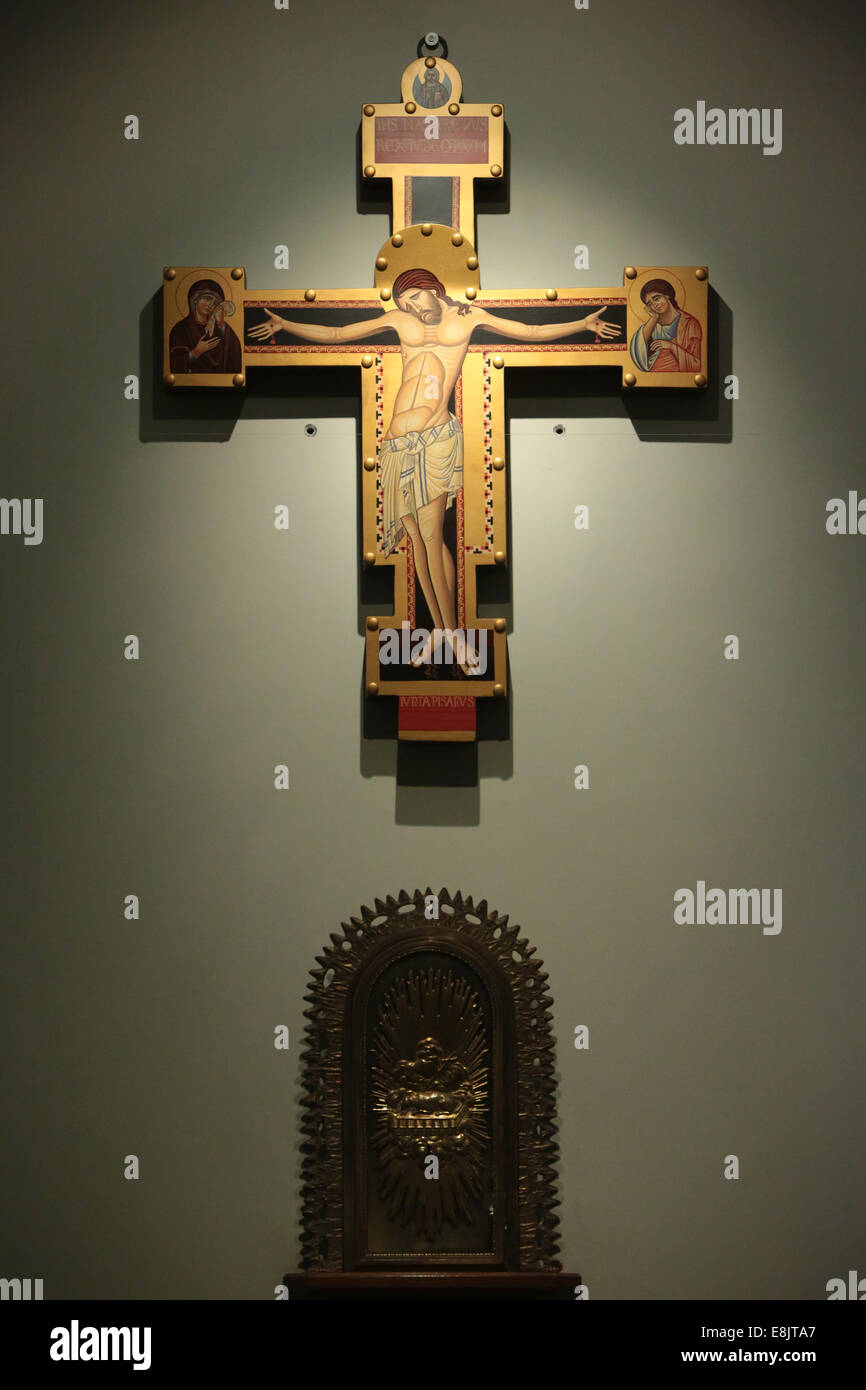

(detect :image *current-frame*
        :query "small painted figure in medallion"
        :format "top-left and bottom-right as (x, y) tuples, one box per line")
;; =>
(413, 66), (451, 108)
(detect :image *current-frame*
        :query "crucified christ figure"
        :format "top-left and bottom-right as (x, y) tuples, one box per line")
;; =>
(248, 269), (621, 672)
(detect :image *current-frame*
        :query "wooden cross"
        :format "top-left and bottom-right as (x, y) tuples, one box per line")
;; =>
(162, 37), (708, 746)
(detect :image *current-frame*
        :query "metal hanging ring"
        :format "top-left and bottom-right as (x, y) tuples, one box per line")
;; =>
(417, 33), (448, 59)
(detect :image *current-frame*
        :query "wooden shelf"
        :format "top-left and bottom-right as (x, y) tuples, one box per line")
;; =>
(283, 1270), (581, 1300)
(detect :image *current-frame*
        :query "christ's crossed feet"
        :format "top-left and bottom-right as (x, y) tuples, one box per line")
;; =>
(409, 629), (484, 676)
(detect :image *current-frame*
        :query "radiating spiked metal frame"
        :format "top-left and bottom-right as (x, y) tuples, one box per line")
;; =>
(298, 888), (562, 1270)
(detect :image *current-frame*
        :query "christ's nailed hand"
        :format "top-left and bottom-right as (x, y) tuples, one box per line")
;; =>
(248, 310), (287, 340)
(583, 307), (622, 339)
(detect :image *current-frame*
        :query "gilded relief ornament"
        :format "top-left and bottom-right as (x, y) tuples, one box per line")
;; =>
(371, 968), (488, 1240)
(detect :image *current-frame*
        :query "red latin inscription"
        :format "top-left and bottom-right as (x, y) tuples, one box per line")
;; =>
(399, 695), (477, 734)
(374, 117), (489, 164)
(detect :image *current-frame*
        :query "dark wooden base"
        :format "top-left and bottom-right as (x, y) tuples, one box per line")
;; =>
(283, 1270), (581, 1300)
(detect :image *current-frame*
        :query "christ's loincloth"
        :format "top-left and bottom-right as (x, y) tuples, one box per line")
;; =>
(379, 413), (463, 556)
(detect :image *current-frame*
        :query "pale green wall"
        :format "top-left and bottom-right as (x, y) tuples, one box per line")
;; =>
(2, 0), (863, 1298)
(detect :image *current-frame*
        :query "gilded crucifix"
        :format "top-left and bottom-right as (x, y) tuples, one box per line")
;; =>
(162, 36), (708, 744)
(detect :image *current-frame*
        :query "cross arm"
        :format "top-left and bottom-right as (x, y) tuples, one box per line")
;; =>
(472, 266), (709, 389)
(162, 268), (408, 385)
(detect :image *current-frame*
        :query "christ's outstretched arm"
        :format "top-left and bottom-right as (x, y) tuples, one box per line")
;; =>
(471, 306), (622, 341)
(247, 308), (403, 343)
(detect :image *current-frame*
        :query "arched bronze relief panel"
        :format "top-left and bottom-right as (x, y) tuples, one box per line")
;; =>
(370, 965), (489, 1242)
(299, 890), (561, 1272)
(348, 935), (514, 1267)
